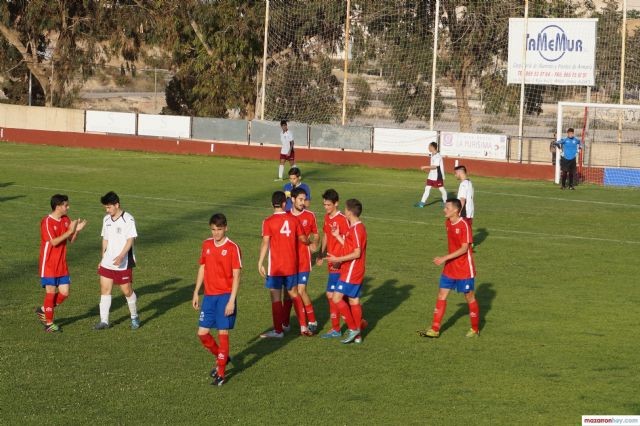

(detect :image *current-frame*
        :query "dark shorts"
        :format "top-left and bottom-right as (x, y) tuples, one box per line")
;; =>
(279, 149), (295, 162)
(98, 266), (133, 285)
(296, 272), (310, 286)
(560, 157), (577, 173)
(439, 275), (475, 293)
(326, 272), (340, 293)
(426, 179), (444, 188)
(334, 280), (362, 299)
(199, 293), (236, 330)
(265, 275), (297, 291)
(41, 275), (71, 288)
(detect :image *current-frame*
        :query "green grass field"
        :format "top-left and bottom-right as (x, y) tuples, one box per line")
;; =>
(1, 142), (639, 425)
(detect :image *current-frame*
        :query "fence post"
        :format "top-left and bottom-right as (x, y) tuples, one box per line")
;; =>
(517, 0), (529, 163)
(260, 0), (270, 121)
(429, 0), (440, 131)
(341, 0), (351, 126)
(617, 0), (627, 167)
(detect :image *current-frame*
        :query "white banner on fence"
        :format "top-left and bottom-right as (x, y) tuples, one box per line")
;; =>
(507, 18), (597, 86)
(440, 132), (508, 160)
(85, 110), (136, 135)
(137, 114), (191, 138)
(373, 128), (437, 154)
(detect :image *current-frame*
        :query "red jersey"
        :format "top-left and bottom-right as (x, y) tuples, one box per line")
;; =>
(289, 209), (318, 273)
(443, 218), (475, 279)
(39, 215), (71, 278)
(323, 212), (350, 273)
(262, 211), (302, 276)
(338, 221), (367, 285)
(199, 237), (242, 296)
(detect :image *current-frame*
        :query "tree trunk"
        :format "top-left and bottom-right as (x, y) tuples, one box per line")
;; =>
(451, 75), (472, 132)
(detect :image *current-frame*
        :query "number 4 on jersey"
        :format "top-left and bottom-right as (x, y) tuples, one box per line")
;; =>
(280, 220), (291, 237)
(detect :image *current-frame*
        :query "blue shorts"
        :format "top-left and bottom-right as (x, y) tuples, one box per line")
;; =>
(265, 275), (297, 291)
(199, 294), (236, 330)
(41, 275), (71, 288)
(334, 280), (362, 299)
(297, 272), (310, 286)
(439, 275), (475, 293)
(325, 273), (340, 292)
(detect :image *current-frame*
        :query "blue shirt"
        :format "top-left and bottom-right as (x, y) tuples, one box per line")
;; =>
(283, 182), (311, 212)
(557, 136), (581, 160)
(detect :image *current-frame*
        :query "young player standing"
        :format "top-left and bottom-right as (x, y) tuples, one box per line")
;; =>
(555, 127), (582, 190)
(455, 165), (474, 227)
(276, 120), (296, 181)
(325, 199), (368, 344)
(287, 187), (319, 333)
(415, 142), (447, 208)
(36, 194), (87, 332)
(258, 191), (311, 338)
(192, 213), (242, 386)
(316, 189), (351, 338)
(95, 191), (140, 330)
(419, 198), (480, 338)
(283, 167), (311, 212)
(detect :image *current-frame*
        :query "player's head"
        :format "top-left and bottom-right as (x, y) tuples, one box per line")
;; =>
(428, 142), (438, 154)
(454, 165), (467, 179)
(288, 167), (301, 186)
(280, 120), (288, 131)
(344, 198), (362, 219)
(272, 191), (286, 209)
(567, 127), (574, 136)
(322, 188), (340, 214)
(209, 213), (228, 241)
(101, 191), (121, 217)
(444, 198), (462, 218)
(291, 187), (307, 212)
(50, 194), (69, 213)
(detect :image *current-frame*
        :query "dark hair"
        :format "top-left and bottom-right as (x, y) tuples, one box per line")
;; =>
(291, 187), (307, 199)
(288, 167), (301, 177)
(209, 213), (227, 227)
(280, 120), (288, 126)
(446, 198), (462, 212)
(567, 127), (574, 133)
(50, 194), (68, 211)
(322, 188), (339, 203)
(454, 165), (467, 174)
(100, 191), (119, 205)
(272, 191), (286, 207)
(345, 198), (362, 217)
(429, 142), (438, 150)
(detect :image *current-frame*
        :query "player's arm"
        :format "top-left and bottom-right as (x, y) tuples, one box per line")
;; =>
(433, 243), (469, 265)
(192, 264), (205, 310)
(112, 237), (135, 267)
(68, 218), (87, 243)
(331, 225), (345, 246)
(326, 247), (360, 264)
(316, 233), (328, 265)
(309, 232), (319, 253)
(48, 219), (79, 246)
(225, 268), (241, 316)
(258, 236), (269, 278)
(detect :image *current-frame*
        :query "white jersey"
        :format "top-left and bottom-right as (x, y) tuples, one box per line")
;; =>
(280, 130), (294, 155)
(457, 179), (474, 219)
(428, 152), (445, 181)
(100, 211), (138, 271)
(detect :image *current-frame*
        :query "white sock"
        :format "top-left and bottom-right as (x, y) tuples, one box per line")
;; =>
(439, 187), (448, 203)
(126, 291), (138, 319)
(421, 186), (431, 203)
(278, 165), (284, 179)
(99, 295), (112, 324)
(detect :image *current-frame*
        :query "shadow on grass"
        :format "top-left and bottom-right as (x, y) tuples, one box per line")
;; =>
(360, 277), (413, 338)
(0, 195), (25, 203)
(0, 182), (15, 188)
(439, 282), (496, 334)
(474, 228), (489, 247)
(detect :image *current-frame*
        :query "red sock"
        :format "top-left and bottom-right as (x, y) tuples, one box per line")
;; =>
(282, 298), (293, 327)
(44, 293), (55, 324)
(328, 297), (340, 331)
(217, 334), (229, 378)
(54, 293), (68, 307)
(291, 296), (307, 327)
(350, 304), (363, 330)
(468, 300), (480, 332)
(271, 301), (284, 333)
(431, 299), (447, 332)
(304, 304), (316, 323)
(335, 299), (356, 330)
(198, 333), (219, 356)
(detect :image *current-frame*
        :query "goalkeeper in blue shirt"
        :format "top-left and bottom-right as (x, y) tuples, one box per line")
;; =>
(555, 128), (582, 190)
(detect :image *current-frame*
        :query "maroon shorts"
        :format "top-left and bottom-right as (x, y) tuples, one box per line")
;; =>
(426, 179), (444, 188)
(279, 150), (295, 162)
(98, 266), (133, 285)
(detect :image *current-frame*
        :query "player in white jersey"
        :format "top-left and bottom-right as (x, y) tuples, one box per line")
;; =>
(455, 165), (474, 227)
(95, 191), (140, 330)
(276, 120), (296, 181)
(415, 142), (447, 208)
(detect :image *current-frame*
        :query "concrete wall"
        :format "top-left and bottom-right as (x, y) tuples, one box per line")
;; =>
(0, 103), (84, 133)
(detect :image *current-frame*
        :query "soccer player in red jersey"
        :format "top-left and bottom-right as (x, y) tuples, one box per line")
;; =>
(192, 213), (242, 386)
(258, 191), (310, 338)
(287, 187), (319, 333)
(419, 198), (480, 338)
(325, 199), (367, 344)
(316, 189), (351, 338)
(36, 194), (87, 332)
